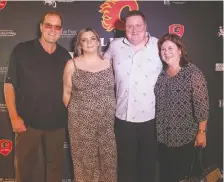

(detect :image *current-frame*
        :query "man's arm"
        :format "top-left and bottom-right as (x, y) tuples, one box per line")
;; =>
(4, 83), (26, 132)
(63, 59), (74, 107)
(4, 44), (26, 132)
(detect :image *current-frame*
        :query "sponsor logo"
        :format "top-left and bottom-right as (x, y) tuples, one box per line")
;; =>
(217, 26), (224, 37)
(62, 179), (74, 182)
(169, 24), (184, 37)
(0, 139), (12, 156)
(43, 0), (56, 8)
(61, 29), (77, 38)
(0, 103), (7, 112)
(64, 141), (70, 148)
(0, 66), (7, 75)
(43, 0), (75, 8)
(0, 0), (7, 10)
(164, 0), (170, 5)
(99, 0), (139, 32)
(219, 100), (223, 108)
(0, 30), (16, 37)
(164, 0), (187, 5)
(0, 179), (15, 182)
(215, 63), (224, 71)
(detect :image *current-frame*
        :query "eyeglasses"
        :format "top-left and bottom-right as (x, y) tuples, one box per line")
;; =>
(43, 23), (62, 31)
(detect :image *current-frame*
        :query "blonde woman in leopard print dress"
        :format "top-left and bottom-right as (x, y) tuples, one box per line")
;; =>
(63, 28), (117, 182)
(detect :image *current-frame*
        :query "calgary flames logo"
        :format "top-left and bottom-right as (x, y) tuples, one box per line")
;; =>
(169, 24), (184, 37)
(0, 0), (7, 10)
(0, 139), (12, 156)
(99, 0), (139, 32)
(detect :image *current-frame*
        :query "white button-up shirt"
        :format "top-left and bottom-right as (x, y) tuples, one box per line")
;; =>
(104, 34), (162, 122)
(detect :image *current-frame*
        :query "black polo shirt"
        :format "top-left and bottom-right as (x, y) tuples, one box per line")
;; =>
(5, 39), (71, 130)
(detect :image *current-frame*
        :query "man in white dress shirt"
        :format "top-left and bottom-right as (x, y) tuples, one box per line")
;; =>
(104, 10), (162, 182)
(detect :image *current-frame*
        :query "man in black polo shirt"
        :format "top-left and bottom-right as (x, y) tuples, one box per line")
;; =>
(4, 11), (71, 182)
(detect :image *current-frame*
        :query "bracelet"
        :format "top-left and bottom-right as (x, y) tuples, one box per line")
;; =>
(198, 129), (206, 133)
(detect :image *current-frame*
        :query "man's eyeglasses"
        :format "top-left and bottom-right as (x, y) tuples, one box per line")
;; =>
(43, 23), (62, 31)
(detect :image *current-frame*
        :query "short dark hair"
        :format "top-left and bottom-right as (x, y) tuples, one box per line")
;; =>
(124, 10), (146, 24)
(158, 33), (191, 69)
(40, 11), (63, 25)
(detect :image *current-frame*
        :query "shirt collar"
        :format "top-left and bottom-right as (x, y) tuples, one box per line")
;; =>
(34, 38), (59, 55)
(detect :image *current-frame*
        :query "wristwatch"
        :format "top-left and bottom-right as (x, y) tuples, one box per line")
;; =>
(198, 129), (206, 133)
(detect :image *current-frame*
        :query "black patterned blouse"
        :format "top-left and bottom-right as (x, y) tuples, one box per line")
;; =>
(154, 63), (209, 147)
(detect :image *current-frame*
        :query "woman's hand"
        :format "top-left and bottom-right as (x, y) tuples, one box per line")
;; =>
(194, 132), (206, 148)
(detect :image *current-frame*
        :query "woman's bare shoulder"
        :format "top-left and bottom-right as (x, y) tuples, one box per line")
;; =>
(66, 57), (80, 67)
(64, 58), (76, 72)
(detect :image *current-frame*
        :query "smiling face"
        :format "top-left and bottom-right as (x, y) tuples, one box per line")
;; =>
(40, 14), (62, 44)
(125, 15), (147, 45)
(79, 31), (100, 54)
(160, 40), (182, 66)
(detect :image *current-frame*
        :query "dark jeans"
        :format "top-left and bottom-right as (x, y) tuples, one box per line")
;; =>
(159, 142), (195, 182)
(115, 117), (157, 182)
(15, 126), (65, 182)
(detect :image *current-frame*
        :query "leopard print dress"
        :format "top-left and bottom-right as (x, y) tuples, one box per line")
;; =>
(68, 60), (117, 182)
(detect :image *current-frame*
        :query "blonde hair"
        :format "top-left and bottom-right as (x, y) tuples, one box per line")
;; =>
(74, 28), (102, 57)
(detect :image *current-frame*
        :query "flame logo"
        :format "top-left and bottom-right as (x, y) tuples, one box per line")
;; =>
(99, 0), (139, 32)
(0, 0), (7, 10)
(0, 139), (12, 156)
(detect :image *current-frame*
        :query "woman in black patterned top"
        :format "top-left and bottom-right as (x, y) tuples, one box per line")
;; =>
(155, 33), (209, 182)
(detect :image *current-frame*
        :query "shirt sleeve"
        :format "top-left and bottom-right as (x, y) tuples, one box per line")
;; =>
(65, 51), (72, 64)
(4, 44), (20, 90)
(191, 69), (209, 123)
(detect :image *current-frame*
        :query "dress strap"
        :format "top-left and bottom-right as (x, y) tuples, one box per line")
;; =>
(73, 58), (77, 68)
(72, 58), (79, 76)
